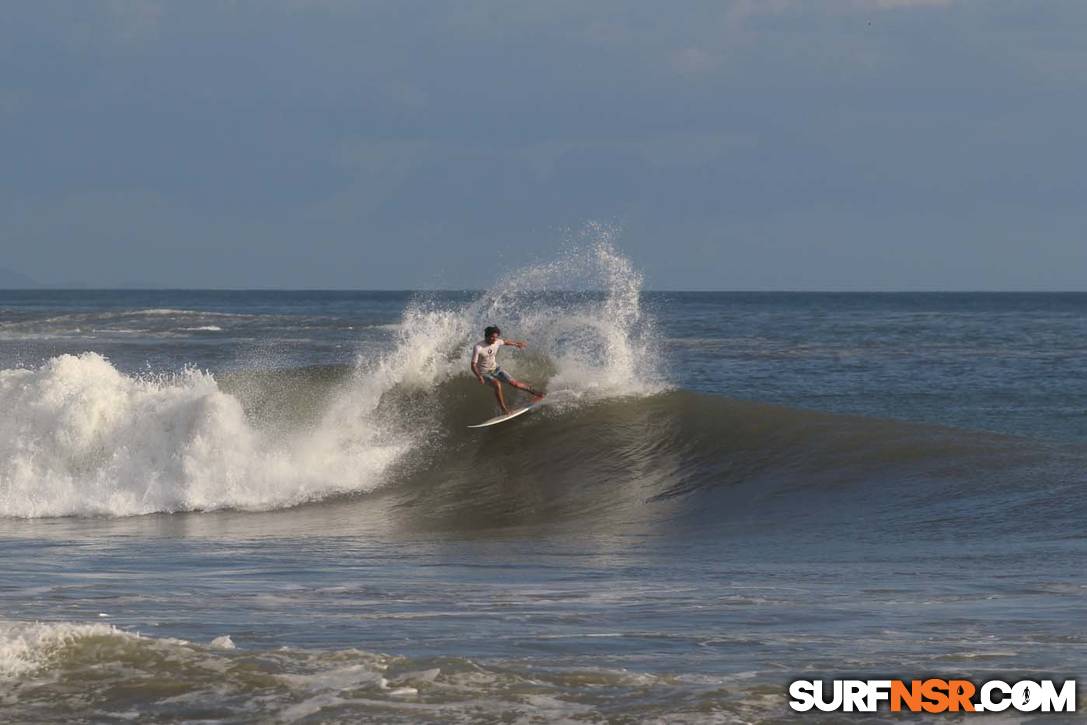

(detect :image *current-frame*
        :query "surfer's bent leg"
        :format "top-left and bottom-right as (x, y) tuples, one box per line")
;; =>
(488, 377), (509, 414)
(506, 377), (544, 399)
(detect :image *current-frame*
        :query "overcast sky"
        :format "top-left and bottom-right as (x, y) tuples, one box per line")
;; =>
(2, 0), (1084, 290)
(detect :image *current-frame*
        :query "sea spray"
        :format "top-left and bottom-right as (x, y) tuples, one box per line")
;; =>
(395, 228), (662, 399)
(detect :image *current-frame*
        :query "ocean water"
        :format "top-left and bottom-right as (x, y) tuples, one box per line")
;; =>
(1, 245), (1085, 722)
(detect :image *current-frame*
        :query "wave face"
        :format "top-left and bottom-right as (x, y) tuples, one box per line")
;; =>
(379, 386), (1087, 538)
(0, 237), (660, 519)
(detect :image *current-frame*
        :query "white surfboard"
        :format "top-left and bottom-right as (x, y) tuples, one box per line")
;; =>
(467, 402), (541, 428)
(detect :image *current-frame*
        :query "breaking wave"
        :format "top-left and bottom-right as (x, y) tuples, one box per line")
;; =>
(0, 236), (660, 518)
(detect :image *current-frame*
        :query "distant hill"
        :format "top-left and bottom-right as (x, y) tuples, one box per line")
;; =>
(0, 267), (38, 288)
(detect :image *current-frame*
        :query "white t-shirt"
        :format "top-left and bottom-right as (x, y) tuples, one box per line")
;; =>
(471, 338), (504, 373)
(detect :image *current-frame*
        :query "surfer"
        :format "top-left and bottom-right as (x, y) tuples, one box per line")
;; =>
(471, 325), (545, 414)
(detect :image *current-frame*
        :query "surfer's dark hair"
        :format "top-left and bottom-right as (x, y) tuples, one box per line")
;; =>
(484, 325), (500, 338)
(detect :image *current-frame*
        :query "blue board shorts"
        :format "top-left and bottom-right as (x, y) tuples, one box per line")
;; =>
(482, 368), (513, 384)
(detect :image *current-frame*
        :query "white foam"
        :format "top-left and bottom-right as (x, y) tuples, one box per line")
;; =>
(0, 352), (406, 517)
(122, 309), (243, 318)
(0, 620), (136, 677)
(209, 635), (235, 650)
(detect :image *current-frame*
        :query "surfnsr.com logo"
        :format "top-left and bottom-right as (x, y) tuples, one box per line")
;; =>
(789, 679), (1077, 714)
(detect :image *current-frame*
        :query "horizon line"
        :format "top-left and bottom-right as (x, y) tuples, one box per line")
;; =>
(1, 287), (1085, 294)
